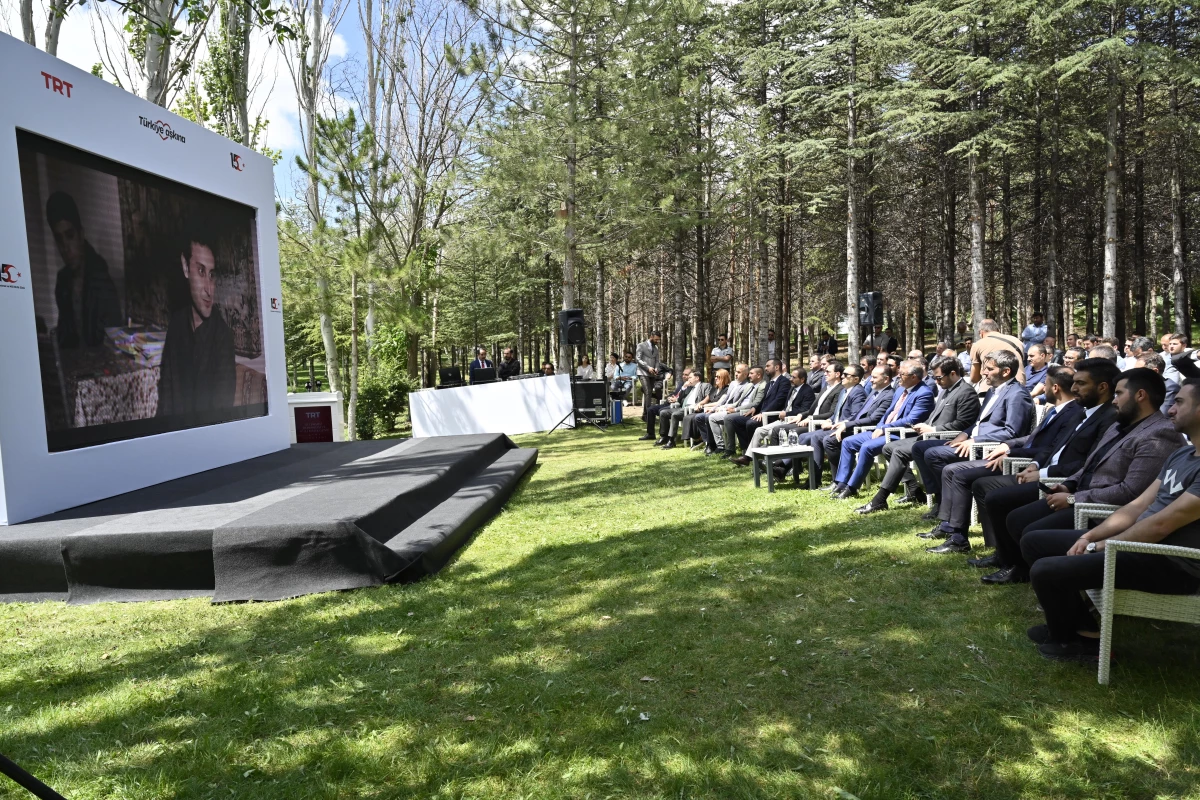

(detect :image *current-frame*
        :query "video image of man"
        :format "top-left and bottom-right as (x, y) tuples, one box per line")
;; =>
(17, 131), (268, 452)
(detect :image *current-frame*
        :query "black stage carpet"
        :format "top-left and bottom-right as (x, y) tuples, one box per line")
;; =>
(0, 435), (537, 604)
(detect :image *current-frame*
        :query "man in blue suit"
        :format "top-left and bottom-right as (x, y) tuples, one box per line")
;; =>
(820, 366), (895, 484)
(830, 361), (934, 499)
(910, 349), (1034, 542)
(724, 359), (790, 457)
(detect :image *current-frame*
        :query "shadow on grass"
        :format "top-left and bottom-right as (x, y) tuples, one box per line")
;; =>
(2, 428), (1199, 798)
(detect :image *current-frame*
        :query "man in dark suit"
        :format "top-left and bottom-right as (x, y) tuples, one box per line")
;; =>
(644, 367), (696, 442)
(724, 359), (789, 457)
(830, 362), (932, 498)
(469, 348), (494, 383)
(921, 364), (1091, 553)
(979, 368), (1183, 584)
(806, 355), (827, 391)
(910, 349), (1034, 529)
(817, 331), (839, 357)
(736, 367), (816, 463)
(854, 356), (980, 514)
(782, 364), (867, 482)
(816, 366), (893, 483)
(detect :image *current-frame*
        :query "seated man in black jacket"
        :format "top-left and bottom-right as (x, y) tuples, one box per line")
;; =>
(734, 367), (816, 465)
(724, 359), (790, 458)
(923, 361), (1114, 555)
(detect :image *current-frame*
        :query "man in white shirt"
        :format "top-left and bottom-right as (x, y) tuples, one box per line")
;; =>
(709, 334), (734, 376)
(766, 329), (777, 361)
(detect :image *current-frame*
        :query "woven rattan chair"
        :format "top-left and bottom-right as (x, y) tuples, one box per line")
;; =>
(1074, 503), (1200, 684)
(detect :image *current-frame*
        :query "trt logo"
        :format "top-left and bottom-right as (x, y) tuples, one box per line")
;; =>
(231, 153), (245, 172)
(40, 71), (72, 97)
(0, 264), (20, 284)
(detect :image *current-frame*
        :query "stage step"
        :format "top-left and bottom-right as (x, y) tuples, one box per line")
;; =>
(0, 435), (537, 604)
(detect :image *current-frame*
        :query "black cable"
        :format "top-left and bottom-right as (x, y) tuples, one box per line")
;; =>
(0, 754), (68, 800)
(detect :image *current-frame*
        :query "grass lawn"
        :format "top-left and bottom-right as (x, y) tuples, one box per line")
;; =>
(3, 424), (1200, 799)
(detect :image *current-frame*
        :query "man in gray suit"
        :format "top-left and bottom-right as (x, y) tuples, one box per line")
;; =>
(854, 356), (980, 514)
(656, 371), (711, 448)
(636, 331), (665, 416)
(706, 366), (764, 455)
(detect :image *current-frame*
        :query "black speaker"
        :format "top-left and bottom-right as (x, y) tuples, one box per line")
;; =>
(571, 380), (608, 420)
(858, 291), (883, 326)
(558, 308), (586, 346)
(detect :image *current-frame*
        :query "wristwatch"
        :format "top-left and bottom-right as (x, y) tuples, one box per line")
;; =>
(1067, 495), (1076, 506)
(1085, 541), (1097, 553)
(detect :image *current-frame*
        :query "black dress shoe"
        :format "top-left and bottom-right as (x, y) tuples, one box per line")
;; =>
(660, 440), (676, 450)
(825, 484), (846, 497)
(1037, 638), (1101, 663)
(967, 554), (1004, 569)
(732, 455), (752, 467)
(1026, 624), (1052, 644)
(897, 487), (927, 505)
(854, 501), (888, 515)
(926, 539), (971, 554)
(981, 566), (1029, 585)
(835, 487), (859, 500)
(920, 505), (941, 521)
(638, 435), (655, 441)
(916, 525), (948, 540)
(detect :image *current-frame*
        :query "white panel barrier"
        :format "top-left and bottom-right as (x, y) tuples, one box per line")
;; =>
(409, 375), (576, 438)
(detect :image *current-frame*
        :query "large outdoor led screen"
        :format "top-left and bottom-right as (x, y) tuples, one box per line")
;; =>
(17, 130), (268, 452)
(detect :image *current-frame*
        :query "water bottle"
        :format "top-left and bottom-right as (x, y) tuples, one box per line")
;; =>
(788, 431), (798, 447)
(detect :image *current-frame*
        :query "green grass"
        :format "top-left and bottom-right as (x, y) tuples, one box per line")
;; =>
(3, 425), (1200, 799)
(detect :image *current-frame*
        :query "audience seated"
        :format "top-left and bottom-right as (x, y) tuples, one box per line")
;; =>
(611, 351), (637, 398)
(1020, 378), (1200, 663)
(681, 368), (730, 443)
(1089, 344), (1120, 363)
(928, 359), (1116, 556)
(694, 364), (759, 455)
(724, 360), (789, 459)
(981, 367), (1181, 586)
(827, 361), (932, 499)
(1026, 344), (1052, 402)
(1135, 351), (1180, 414)
(738, 367), (817, 464)
(910, 350), (1033, 550)
(854, 356), (980, 514)
(777, 363), (867, 480)
(642, 367), (696, 442)
(1062, 346), (1085, 368)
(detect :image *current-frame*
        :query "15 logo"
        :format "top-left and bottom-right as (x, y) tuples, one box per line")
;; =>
(231, 154), (245, 172)
(0, 264), (19, 284)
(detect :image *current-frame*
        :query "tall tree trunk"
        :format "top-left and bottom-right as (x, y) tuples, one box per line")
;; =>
(673, 230), (685, 377)
(1001, 155), (1014, 331)
(143, 0), (173, 107)
(845, 13), (860, 362)
(1101, 9), (1120, 338)
(44, 0), (68, 56)
(940, 139), (956, 343)
(1134, 76), (1147, 334)
(1169, 7), (1189, 335)
(968, 146), (986, 326)
(20, 0), (35, 46)
(559, 7), (579, 373)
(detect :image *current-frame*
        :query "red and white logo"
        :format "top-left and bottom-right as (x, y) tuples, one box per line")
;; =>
(40, 71), (72, 97)
(0, 263), (26, 290)
(231, 153), (245, 172)
(269, 297), (281, 312)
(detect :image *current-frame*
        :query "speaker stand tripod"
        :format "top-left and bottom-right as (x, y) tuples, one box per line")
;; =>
(550, 408), (608, 434)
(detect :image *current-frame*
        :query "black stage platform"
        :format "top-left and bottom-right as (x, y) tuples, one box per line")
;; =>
(0, 435), (537, 604)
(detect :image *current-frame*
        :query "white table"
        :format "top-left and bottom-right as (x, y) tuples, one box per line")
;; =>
(409, 374), (575, 438)
(751, 445), (816, 493)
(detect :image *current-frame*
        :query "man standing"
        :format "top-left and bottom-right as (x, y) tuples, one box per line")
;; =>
(709, 333), (733, 378)
(766, 329), (778, 361)
(854, 357), (980, 514)
(636, 331), (665, 415)
(469, 348), (494, 382)
(45, 191), (121, 349)
(498, 347), (521, 380)
(969, 320), (1026, 385)
(157, 220), (236, 416)
(1020, 312), (1048, 353)
(1019, 379), (1200, 664)
(817, 331), (839, 357)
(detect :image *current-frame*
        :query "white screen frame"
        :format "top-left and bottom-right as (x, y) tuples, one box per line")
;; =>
(0, 34), (289, 524)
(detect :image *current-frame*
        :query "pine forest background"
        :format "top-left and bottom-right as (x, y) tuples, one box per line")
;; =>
(9, 0), (1200, 438)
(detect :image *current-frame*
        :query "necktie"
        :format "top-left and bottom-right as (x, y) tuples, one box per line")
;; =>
(884, 389), (908, 425)
(1033, 406), (1058, 442)
(833, 389), (847, 420)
